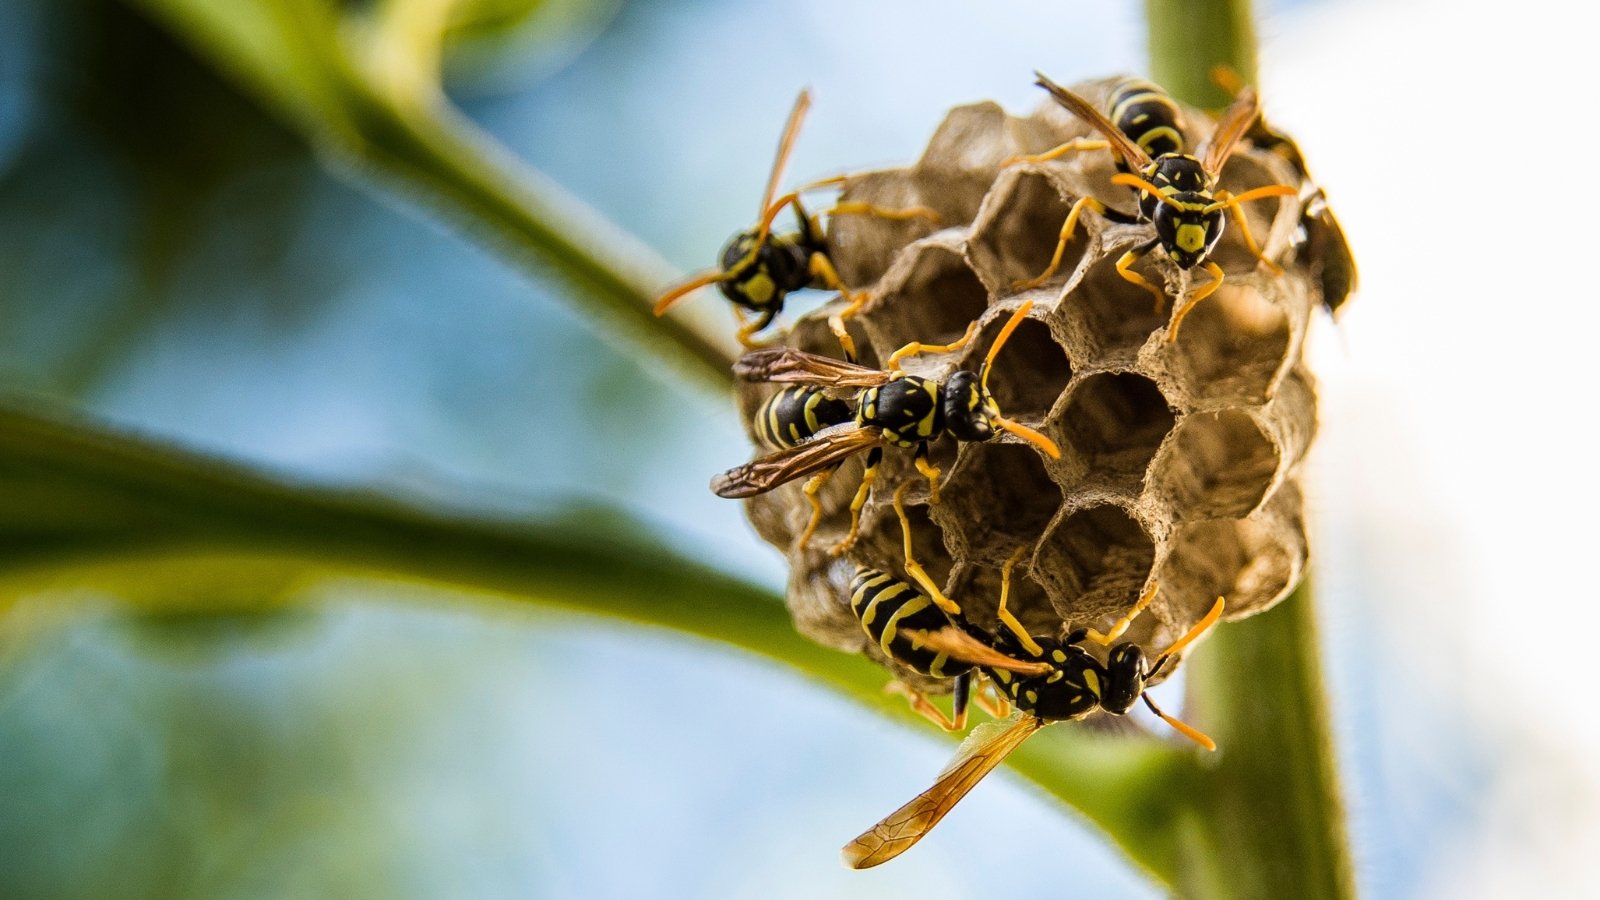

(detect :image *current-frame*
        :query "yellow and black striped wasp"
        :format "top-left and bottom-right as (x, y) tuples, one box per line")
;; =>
(712, 301), (1061, 554)
(843, 569), (1225, 869)
(836, 480), (1223, 868)
(1009, 73), (1296, 342)
(1206, 66), (1358, 318)
(849, 483), (1054, 731)
(653, 90), (939, 355)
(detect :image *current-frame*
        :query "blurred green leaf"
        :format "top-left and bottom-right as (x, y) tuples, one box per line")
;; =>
(120, 0), (735, 393)
(0, 396), (1191, 882)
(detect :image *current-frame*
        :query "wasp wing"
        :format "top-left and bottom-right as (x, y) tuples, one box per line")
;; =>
(733, 347), (891, 386)
(1200, 85), (1261, 176)
(842, 715), (1047, 869)
(902, 627), (1052, 676)
(711, 425), (880, 498)
(1033, 71), (1153, 171)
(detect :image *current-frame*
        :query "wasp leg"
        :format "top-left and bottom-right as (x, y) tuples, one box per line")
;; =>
(1114, 238), (1167, 313)
(1084, 581), (1159, 646)
(972, 678), (1013, 720)
(887, 321), (980, 372)
(1166, 260), (1224, 344)
(830, 447), (883, 557)
(1211, 185), (1295, 275)
(885, 676), (970, 732)
(892, 482), (960, 617)
(912, 443), (943, 504)
(796, 466), (837, 551)
(733, 307), (778, 350)
(993, 545), (1044, 657)
(1014, 195), (1107, 291)
(1001, 137), (1110, 168)
(824, 200), (942, 224)
(802, 253), (865, 362)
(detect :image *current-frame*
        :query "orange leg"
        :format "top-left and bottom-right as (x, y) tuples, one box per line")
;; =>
(1002, 137), (1110, 168)
(886, 679), (969, 732)
(829, 448), (882, 557)
(1114, 240), (1167, 313)
(1084, 582), (1159, 646)
(796, 467), (835, 551)
(1166, 261), (1225, 344)
(1014, 195), (1106, 291)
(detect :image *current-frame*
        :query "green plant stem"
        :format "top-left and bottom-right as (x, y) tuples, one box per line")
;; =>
(1144, 2), (1355, 896)
(1145, 0), (1258, 109)
(0, 400), (1184, 876)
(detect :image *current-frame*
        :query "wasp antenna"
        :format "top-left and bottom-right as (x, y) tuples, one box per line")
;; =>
(992, 416), (1060, 459)
(1153, 596), (1225, 666)
(756, 88), (813, 240)
(1109, 173), (1187, 211)
(653, 269), (732, 316)
(1142, 692), (1217, 751)
(980, 299), (1035, 390)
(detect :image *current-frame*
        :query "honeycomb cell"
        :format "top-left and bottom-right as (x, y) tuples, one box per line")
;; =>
(937, 441), (1061, 561)
(967, 169), (1085, 293)
(866, 243), (989, 352)
(829, 170), (942, 286)
(1059, 372), (1175, 481)
(1154, 409), (1280, 520)
(1035, 503), (1156, 621)
(950, 556), (1059, 640)
(1161, 483), (1305, 623)
(971, 313), (1071, 422)
(1058, 243), (1172, 358)
(1163, 282), (1290, 405)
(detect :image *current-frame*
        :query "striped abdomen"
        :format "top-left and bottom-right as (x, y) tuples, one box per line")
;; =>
(1107, 78), (1185, 161)
(755, 385), (852, 449)
(850, 568), (971, 679)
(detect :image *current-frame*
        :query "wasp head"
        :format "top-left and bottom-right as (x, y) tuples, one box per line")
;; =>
(942, 369), (1000, 442)
(716, 229), (811, 312)
(1100, 643), (1149, 714)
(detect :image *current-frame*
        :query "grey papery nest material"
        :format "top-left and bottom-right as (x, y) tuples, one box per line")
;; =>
(733, 79), (1332, 692)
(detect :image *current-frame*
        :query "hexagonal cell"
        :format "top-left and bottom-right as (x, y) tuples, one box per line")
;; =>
(1154, 409), (1280, 520)
(1164, 282), (1290, 404)
(1059, 373), (1175, 481)
(1035, 503), (1156, 621)
(971, 313), (1071, 422)
(936, 441), (1061, 560)
(866, 244), (989, 352)
(1058, 246), (1171, 358)
(828, 169), (943, 286)
(948, 555), (1059, 641)
(967, 170), (1083, 291)
(1160, 486), (1305, 624)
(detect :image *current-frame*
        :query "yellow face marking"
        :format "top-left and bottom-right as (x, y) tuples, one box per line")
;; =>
(1081, 668), (1101, 697)
(1175, 223), (1208, 254)
(743, 273), (776, 305)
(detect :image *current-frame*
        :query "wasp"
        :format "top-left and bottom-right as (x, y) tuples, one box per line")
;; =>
(849, 483), (1054, 730)
(712, 300), (1061, 554)
(652, 90), (940, 356)
(838, 484), (1225, 868)
(1008, 73), (1297, 343)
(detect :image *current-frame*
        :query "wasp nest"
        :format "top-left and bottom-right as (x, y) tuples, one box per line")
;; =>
(737, 79), (1328, 689)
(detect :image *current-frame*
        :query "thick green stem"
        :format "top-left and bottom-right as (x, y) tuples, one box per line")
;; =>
(1143, 2), (1355, 896)
(1145, 0), (1258, 108)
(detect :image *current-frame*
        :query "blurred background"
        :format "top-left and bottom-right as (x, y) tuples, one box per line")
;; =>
(1, 0), (1594, 896)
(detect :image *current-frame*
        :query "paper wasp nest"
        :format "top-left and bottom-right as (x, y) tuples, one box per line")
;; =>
(737, 79), (1327, 688)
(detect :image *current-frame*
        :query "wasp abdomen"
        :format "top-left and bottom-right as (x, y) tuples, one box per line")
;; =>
(850, 568), (971, 679)
(756, 386), (852, 449)
(1108, 78), (1185, 161)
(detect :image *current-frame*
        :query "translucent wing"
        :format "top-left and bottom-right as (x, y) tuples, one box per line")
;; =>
(1200, 85), (1261, 176)
(842, 715), (1046, 869)
(903, 627), (1052, 676)
(1033, 71), (1153, 171)
(733, 347), (891, 386)
(710, 425), (880, 498)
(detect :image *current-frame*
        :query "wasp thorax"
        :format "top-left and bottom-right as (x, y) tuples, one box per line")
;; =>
(734, 77), (1325, 699)
(941, 370), (998, 442)
(860, 376), (943, 448)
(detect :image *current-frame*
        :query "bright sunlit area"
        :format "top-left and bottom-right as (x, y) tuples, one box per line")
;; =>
(1, 0), (1595, 897)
